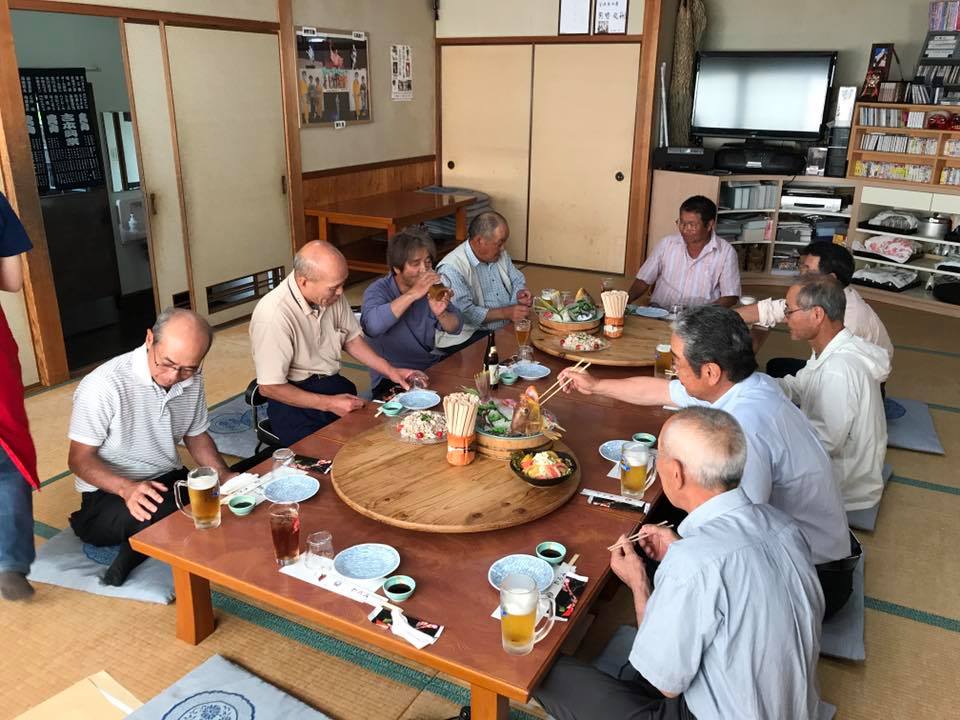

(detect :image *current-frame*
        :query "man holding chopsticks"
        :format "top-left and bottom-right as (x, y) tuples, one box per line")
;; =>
(536, 408), (824, 720)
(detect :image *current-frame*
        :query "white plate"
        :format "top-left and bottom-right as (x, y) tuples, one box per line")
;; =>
(334, 543), (401, 580)
(599, 439), (630, 463)
(627, 305), (670, 319)
(512, 362), (551, 381)
(488, 554), (554, 592)
(395, 389), (441, 410)
(262, 474), (320, 503)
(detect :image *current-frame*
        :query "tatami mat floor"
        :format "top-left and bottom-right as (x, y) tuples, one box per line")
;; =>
(7, 266), (959, 720)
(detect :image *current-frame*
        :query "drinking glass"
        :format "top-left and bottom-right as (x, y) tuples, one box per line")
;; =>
(409, 371), (430, 390)
(174, 466), (221, 530)
(269, 502), (301, 567)
(600, 277), (616, 295)
(305, 530), (334, 570)
(514, 318), (531, 348)
(559, 290), (574, 307)
(654, 343), (673, 379)
(474, 371), (491, 403)
(499, 573), (555, 656)
(517, 345), (535, 363)
(620, 442), (655, 499)
(272, 448), (295, 479)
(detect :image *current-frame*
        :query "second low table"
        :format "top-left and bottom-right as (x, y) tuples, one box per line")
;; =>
(531, 315), (672, 367)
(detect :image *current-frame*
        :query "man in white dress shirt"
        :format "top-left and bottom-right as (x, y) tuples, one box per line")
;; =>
(557, 305), (856, 618)
(737, 241), (893, 380)
(535, 408), (824, 720)
(778, 274), (890, 512)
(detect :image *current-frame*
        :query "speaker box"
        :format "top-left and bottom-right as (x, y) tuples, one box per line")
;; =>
(714, 145), (805, 174)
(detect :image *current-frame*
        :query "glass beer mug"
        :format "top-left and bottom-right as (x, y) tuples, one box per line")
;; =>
(620, 442), (655, 499)
(175, 466), (221, 529)
(499, 573), (555, 656)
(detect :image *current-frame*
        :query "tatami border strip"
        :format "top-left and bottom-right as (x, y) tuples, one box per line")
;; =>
(889, 474), (960, 496)
(864, 596), (960, 633)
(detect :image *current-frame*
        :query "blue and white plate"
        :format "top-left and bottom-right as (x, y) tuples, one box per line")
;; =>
(395, 389), (441, 410)
(263, 473), (320, 503)
(627, 305), (670, 319)
(488, 554), (554, 592)
(334, 543), (401, 581)
(599, 439), (631, 463)
(512, 362), (551, 381)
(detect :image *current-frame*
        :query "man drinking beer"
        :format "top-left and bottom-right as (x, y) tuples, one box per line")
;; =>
(67, 308), (236, 586)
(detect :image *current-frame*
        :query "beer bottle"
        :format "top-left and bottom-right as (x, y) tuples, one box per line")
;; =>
(485, 334), (500, 390)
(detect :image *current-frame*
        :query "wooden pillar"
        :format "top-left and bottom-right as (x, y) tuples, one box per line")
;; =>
(0, 0), (69, 385)
(277, 0), (306, 253)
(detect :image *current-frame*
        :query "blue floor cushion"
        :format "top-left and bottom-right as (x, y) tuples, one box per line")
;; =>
(207, 394), (266, 459)
(821, 554), (866, 661)
(885, 397), (945, 455)
(847, 464), (893, 532)
(28, 528), (174, 604)
(128, 655), (331, 720)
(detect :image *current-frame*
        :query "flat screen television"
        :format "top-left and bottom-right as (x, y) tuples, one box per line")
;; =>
(690, 51), (837, 141)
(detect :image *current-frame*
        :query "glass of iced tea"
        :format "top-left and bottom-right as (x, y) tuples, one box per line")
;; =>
(269, 502), (301, 567)
(620, 442), (654, 499)
(514, 318), (531, 348)
(499, 573), (555, 656)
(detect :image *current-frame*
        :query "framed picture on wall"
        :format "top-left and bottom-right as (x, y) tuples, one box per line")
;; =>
(295, 27), (372, 127)
(593, 0), (628, 35)
(559, 0), (592, 35)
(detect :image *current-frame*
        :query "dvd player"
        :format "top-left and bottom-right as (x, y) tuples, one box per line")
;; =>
(780, 195), (843, 212)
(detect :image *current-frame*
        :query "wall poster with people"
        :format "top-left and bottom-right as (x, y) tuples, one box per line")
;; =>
(295, 27), (371, 127)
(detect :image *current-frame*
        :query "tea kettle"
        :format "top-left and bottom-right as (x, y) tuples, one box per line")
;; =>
(917, 214), (951, 239)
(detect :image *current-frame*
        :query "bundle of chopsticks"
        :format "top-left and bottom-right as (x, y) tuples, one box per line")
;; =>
(540, 360), (592, 406)
(600, 289), (629, 319)
(443, 391), (480, 437)
(607, 520), (674, 551)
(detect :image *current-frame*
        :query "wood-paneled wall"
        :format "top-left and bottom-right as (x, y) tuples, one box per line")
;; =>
(301, 155), (436, 245)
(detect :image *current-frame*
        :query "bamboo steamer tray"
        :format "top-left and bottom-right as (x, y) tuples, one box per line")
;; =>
(532, 314), (672, 367)
(475, 432), (553, 460)
(537, 312), (603, 337)
(331, 425), (581, 533)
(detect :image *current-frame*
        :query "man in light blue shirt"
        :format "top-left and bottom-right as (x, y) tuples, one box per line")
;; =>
(557, 305), (855, 619)
(536, 408), (824, 720)
(435, 211), (531, 351)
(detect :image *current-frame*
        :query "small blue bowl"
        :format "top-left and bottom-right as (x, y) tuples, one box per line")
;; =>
(632, 432), (657, 447)
(381, 401), (404, 417)
(535, 541), (567, 566)
(227, 495), (256, 517)
(382, 575), (416, 602)
(499, 369), (518, 385)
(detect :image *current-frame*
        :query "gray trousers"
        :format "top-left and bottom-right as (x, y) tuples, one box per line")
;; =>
(535, 656), (695, 720)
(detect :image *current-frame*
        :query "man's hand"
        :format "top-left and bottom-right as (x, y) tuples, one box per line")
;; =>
(323, 393), (365, 417)
(610, 536), (650, 594)
(409, 271), (442, 301)
(388, 367), (420, 390)
(557, 367), (597, 395)
(637, 525), (680, 563)
(120, 480), (168, 522)
(516, 288), (533, 307)
(508, 304), (530, 322)
(427, 290), (451, 318)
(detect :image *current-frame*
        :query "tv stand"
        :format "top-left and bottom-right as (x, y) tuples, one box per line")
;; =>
(714, 140), (804, 174)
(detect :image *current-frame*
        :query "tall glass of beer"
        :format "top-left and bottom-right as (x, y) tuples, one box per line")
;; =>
(499, 573), (555, 656)
(269, 502), (301, 567)
(620, 442), (655, 499)
(514, 318), (531, 348)
(174, 466), (221, 529)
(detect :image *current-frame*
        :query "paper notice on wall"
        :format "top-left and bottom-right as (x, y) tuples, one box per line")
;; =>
(391, 44), (413, 101)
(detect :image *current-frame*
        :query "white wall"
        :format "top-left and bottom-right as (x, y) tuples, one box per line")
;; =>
(701, 0), (930, 89)
(294, 0), (436, 171)
(11, 10), (153, 297)
(436, 0), (644, 38)
(41, 0), (277, 22)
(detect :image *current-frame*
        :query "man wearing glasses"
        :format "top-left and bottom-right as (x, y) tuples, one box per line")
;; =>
(67, 308), (236, 587)
(627, 195), (741, 308)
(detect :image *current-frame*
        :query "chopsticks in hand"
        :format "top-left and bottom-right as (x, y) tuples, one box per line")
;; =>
(540, 360), (591, 406)
(607, 521), (674, 552)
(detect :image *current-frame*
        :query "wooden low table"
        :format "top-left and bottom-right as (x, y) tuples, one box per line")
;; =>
(332, 428), (581, 533)
(531, 315), (672, 367)
(304, 190), (475, 273)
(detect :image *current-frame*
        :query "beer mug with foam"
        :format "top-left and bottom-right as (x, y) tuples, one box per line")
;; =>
(499, 573), (555, 656)
(175, 466), (221, 529)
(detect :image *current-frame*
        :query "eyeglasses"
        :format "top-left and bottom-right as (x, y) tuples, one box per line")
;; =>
(783, 305), (810, 317)
(151, 344), (202, 378)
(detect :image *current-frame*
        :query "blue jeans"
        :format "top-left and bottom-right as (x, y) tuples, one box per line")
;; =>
(0, 445), (35, 574)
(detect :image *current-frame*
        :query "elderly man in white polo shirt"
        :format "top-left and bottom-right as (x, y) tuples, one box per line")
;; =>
(558, 305), (857, 619)
(68, 308), (235, 587)
(535, 408), (824, 719)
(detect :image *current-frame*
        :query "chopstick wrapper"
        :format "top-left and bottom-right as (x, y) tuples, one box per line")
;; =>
(368, 606), (444, 649)
(491, 562), (588, 622)
(280, 556), (386, 596)
(219, 472), (270, 506)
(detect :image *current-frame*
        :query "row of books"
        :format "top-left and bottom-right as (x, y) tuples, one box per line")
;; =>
(858, 133), (939, 155)
(943, 138), (960, 156)
(941, 167), (960, 185)
(853, 160), (933, 183)
(719, 182), (779, 210)
(858, 107), (928, 128)
(929, 1), (960, 31)
(917, 63), (960, 85)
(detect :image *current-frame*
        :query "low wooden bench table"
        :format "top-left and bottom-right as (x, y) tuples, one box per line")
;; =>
(131, 332), (670, 719)
(304, 190), (475, 273)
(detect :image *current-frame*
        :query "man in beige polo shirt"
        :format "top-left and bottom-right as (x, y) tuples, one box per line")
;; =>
(250, 241), (418, 445)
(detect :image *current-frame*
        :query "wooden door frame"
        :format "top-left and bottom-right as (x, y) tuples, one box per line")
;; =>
(1, 0), (304, 385)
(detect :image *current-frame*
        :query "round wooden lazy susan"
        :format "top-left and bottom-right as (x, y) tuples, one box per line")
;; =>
(531, 315), (672, 367)
(331, 425), (581, 533)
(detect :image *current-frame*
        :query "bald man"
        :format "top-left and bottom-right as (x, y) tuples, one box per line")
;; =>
(250, 241), (419, 445)
(68, 307), (236, 586)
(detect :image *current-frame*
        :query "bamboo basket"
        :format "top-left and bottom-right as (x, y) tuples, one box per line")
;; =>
(475, 432), (553, 460)
(537, 313), (603, 337)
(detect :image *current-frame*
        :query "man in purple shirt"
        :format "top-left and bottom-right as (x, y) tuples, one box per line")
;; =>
(361, 228), (463, 398)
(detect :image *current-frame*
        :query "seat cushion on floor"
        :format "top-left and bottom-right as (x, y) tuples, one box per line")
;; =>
(28, 528), (174, 604)
(885, 397), (945, 454)
(818, 700), (837, 719)
(127, 655), (331, 719)
(592, 624), (640, 681)
(847, 463), (893, 532)
(820, 553), (866, 661)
